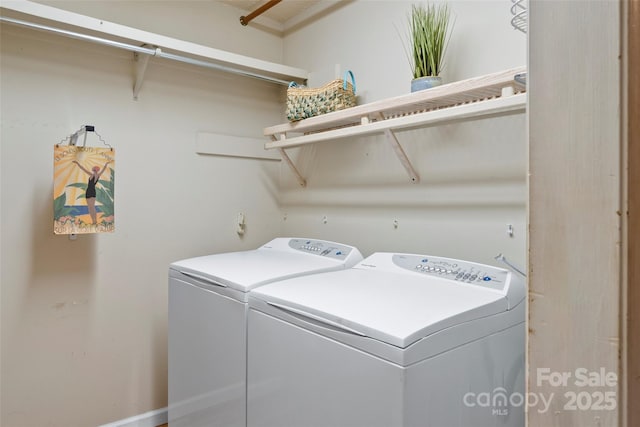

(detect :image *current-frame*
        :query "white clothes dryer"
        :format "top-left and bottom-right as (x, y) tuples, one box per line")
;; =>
(168, 238), (363, 427)
(247, 252), (526, 427)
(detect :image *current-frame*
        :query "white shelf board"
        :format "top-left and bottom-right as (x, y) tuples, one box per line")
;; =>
(263, 67), (527, 185)
(264, 66), (526, 137)
(267, 93), (526, 150)
(196, 132), (281, 161)
(0, 0), (308, 83)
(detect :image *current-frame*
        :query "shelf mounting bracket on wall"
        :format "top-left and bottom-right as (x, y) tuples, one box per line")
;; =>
(379, 114), (420, 183)
(271, 136), (306, 187)
(133, 45), (161, 100)
(271, 120), (421, 185)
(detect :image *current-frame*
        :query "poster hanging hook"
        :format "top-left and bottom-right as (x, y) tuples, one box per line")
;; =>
(94, 131), (113, 151)
(56, 125), (113, 151)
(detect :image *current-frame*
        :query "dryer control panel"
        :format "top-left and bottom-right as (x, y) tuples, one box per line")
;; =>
(392, 254), (509, 292)
(287, 239), (354, 260)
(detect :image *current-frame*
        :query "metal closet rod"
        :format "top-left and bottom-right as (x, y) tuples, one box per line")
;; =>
(0, 15), (292, 86)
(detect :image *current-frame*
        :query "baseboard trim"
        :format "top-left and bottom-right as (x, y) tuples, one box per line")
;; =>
(99, 407), (167, 427)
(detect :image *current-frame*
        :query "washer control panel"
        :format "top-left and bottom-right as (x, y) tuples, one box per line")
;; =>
(287, 239), (353, 260)
(392, 254), (509, 291)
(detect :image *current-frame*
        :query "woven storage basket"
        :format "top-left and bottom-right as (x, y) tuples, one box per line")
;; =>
(287, 70), (356, 122)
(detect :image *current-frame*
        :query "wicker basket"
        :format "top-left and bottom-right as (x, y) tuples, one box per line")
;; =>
(286, 71), (356, 122)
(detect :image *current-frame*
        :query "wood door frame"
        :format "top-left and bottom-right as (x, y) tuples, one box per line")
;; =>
(527, 2), (622, 425)
(626, 0), (639, 425)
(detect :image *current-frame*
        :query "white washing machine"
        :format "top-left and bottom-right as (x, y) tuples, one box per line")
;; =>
(168, 238), (363, 427)
(247, 252), (526, 427)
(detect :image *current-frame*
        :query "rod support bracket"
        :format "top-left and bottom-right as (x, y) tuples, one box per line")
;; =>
(133, 44), (157, 100)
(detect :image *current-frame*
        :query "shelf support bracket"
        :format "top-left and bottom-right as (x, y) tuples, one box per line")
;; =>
(378, 112), (419, 183)
(133, 45), (160, 100)
(384, 129), (420, 183)
(272, 135), (306, 187)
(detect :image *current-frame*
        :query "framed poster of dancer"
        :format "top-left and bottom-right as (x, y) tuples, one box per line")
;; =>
(53, 142), (115, 235)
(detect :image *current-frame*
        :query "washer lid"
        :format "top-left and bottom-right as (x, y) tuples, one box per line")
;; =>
(250, 253), (523, 349)
(169, 238), (362, 293)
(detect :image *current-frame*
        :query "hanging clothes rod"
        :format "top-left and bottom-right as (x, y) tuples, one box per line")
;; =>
(0, 15), (292, 86)
(240, 0), (282, 26)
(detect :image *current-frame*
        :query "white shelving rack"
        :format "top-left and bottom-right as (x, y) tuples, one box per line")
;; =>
(264, 67), (527, 187)
(0, 0), (309, 97)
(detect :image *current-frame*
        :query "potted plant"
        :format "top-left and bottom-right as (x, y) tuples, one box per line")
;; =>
(407, 2), (452, 92)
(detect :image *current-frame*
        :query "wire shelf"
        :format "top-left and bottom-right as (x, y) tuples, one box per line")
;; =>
(511, 0), (527, 34)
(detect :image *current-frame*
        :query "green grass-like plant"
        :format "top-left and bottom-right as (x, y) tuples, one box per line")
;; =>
(409, 3), (452, 79)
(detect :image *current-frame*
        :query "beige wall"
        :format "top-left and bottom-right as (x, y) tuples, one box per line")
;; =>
(280, 0), (528, 267)
(1, 2), (285, 426)
(35, 0), (285, 63)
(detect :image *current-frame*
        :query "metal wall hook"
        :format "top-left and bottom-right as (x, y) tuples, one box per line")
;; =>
(57, 125), (84, 147)
(56, 125), (113, 150)
(494, 253), (527, 277)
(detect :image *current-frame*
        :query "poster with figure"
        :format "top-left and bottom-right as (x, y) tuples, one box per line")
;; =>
(53, 145), (115, 234)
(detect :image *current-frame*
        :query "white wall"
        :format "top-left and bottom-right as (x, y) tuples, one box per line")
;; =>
(280, 0), (527, 267)
(285, 0), (525, 101)
(0, 2), (285, 426)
